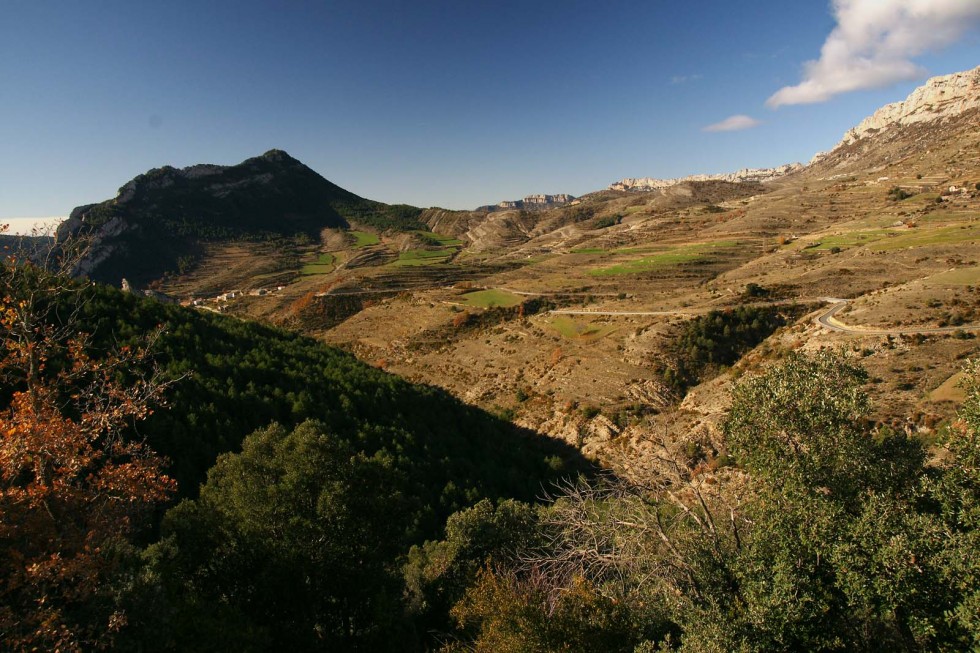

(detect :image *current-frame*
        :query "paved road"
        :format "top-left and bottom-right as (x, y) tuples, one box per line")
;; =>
(319, 285), (624, 298)
(549, 309), (695, 317)
(815, 300), (980, 335)
(313, 283), (980, 336)
(552, 298), (980, 336)
(548, 297), (817, 318)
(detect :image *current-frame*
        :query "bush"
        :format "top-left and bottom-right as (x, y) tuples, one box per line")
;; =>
(744, 283), (769, 298)
(887, 186), (914, 201)
(592, 215), (622, 229)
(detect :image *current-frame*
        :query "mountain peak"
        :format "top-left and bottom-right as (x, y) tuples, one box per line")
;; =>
(834, 65), (980, 150)
(257, 148), (298, 164)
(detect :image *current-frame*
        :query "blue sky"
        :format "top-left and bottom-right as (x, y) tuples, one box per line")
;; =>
(2, 0), (978, 221)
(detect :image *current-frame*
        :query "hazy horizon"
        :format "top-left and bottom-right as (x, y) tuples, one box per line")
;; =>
(2, 217), (66, 236)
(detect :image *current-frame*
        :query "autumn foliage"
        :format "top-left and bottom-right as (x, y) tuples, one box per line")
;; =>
(0, 240), (175, 651)
(290, 290), (316, 315)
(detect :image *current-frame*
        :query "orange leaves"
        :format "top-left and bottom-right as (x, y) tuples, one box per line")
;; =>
(550, 346), (563, 368)
(291, 290), (316, 315)
(0, 260), (175, 650)
(452, 310), (471, 329)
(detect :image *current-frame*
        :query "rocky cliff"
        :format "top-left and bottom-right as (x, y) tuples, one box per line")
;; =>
(476, 193), (576, 212)
(609, 163), (803, 192)
(833, 66), (980, 150)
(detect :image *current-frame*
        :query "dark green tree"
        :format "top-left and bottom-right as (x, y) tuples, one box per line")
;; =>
(133, 421), (410, 651)
(928, 360), (980, 648)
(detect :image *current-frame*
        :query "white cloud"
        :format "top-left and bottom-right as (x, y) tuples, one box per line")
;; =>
(768, 0), (980, 108)
(702, 114), (762, 132)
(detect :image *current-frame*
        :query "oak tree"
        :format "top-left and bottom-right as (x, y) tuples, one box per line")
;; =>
(0, 229), (175, 651)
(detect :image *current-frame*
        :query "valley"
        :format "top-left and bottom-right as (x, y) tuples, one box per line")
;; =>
(4, 19), (980, 646)
(121, 94), (979, 466)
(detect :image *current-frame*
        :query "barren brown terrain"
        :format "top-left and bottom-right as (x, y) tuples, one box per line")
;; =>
(157, 108), (980, 463)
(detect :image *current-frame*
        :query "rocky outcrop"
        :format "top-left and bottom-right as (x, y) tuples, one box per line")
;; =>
(476, 193), (575, 212)
(609, 163), (802, 192)
(120, 277), (178, 304)
(834, 66), (980, 150)
(57, 207), (132, 279)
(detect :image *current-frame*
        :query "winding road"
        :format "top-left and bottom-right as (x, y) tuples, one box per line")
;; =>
(315, 282), (980, 337)
(550, 298), (980, 337)
(813, 300), (980, 335)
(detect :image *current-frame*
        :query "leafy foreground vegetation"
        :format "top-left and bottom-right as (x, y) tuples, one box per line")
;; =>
(0, 259), (581, 651)
(3, 256), (980, 651)
(431, 353), (980, 652)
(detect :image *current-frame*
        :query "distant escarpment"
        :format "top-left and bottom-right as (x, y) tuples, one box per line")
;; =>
(476, 193), (576, 212)
(609, 163), (802, 192)
(59, 149), (424, 284)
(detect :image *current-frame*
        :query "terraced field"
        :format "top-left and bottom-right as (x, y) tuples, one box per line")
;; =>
(350, 230), (380, 247)
(390, 248), (458, 267)
(547, 315), (617, 340)
(459, 289), (522, 308)
(925, 266), (980, 286)
(590, 240), (741, 276)
(871, 223), (980, 251)
(301, 253), (336, 275)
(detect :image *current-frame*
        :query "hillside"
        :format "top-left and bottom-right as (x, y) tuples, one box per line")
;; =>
(5, 64), (980, 653)
(255, 66), (977, 463)
(49, 67), (980, 465)
(75, 285), (584, 514)
(59, 149), (426, 285)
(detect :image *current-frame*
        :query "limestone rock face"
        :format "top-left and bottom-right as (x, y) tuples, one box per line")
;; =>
(609, 163), (803, 192)
(834, 66), (980, 149)
(476, 193), (575, 212)
(57, 206), (132, 279)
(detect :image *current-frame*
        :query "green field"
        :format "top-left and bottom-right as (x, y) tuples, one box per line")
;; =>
(590, 241), (740, 276)
(300, 253), (336, 275)
(871, 223), (980, 251)
(804, 230), (892, 251)
(414, 230), (464, 247)
(547, 316), (616, 340)
(459, 289), (523, 308)
(389, 248), (456, 267)
(910, 209), (979, 226)
(518, 254), (556, 266)
(571, 245), (667, 257)
(925, 266), (980, 286)
(350, 230), (380, 247)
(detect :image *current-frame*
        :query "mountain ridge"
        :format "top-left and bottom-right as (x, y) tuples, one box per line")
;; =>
(608, 163), (804, 192)
(59, 149), (425, 284)
(833, 65), (980, 151)
(475, 193), (577, 212)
